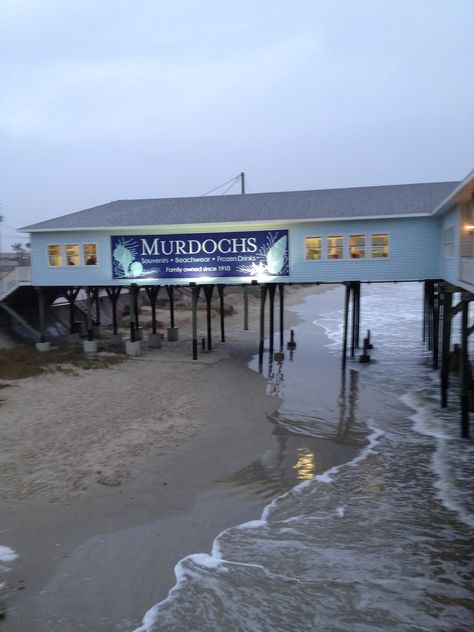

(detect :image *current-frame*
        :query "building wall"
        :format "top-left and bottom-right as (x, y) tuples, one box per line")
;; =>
(29, 215), (441, 286)
(439, 205), (459, 287)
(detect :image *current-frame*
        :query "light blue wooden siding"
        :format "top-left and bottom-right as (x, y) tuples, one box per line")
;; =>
(439, 206), (459, 286)
(289, 217), (440, 282)
(31, 230), (116, 286)
(30, 216), (440, 286)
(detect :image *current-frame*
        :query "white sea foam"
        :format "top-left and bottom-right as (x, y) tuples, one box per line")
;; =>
(132, 283), (473, 631)
(401, 391), (474, 529)
(314, 420), (383, 484)
(0, 546), (17, 565)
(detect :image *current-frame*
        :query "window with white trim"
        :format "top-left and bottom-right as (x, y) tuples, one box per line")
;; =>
(349, 235), (366, 259)
(65, 244), (80, 266)
(327, 236), (343, 259)
(305, 236), (322, 260)
(371, 234), (389, 258)
(443, 226), (454, 257)
(47, 245), (62, 266)
(83, 243), (98, 265)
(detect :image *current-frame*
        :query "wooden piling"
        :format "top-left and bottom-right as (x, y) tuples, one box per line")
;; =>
(243, 285), (249, 331)
(63, 287), (80, 334)
(86, 288), (93, 341)
(342, 283), (350, 370)
(433, 283), (440, 369)
(36, 287), (46, 343)
(217, 285), (225, 342)
(128, 285), (135, 342)
(166, 286), (175, 328)
(145, 286), (160, 335)
(93, 287), (101, 326)
(350, 283), (356, 357)
(191, 285), (200, 360)
(105, 287), (122, 335)
(258, 284), (267, 370)
(279, 283), (284, 350)
(268, 284), (276, 354)
(440, 290), (452, 408)
(203, 285), (214, 351)
(460, 300), (471, 438)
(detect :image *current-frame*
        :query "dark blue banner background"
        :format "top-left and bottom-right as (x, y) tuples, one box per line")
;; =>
(111, 230), (289, 280)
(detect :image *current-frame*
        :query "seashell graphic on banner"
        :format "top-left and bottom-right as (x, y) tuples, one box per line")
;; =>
(113, 243), (134, 275)
(266, 235), (288, 274)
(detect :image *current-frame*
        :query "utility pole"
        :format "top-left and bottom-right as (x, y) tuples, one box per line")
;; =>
(240, 172), (245, 195)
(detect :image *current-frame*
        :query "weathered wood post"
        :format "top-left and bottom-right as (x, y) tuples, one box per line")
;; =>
(132, 285), (140, 331)
(191, 284), (200, 360)
(422, 281), (428, 343)
(105, 287), (121, 335)
(93, 287), (101, 326)
(203, 285), (214, 351)
(342, 283), (350, 370)
(63, 287), (80, 334)
(268, 283), (276, 355)
(440, 289), (452, 408)
(243, 285), (249, 331)
(279, 283), (284, 350)
(217, 284), (225, 343)
(166, 285), (175, 328)
(352, 282), (361, 349)
(350, 283), (357, 357)
(128, 284), (136, 342)
(86, 287), (94, 341)
(37, 287), (46, 343)
(145, 286), (160, 335)
(427, 280), (434, 351)
(433, 283), (440, 369)
(460, 299), (471, 438)
(258, 284), (267, 370)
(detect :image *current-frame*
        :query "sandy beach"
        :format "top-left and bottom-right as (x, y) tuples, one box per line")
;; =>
(0, 284), (340, 630)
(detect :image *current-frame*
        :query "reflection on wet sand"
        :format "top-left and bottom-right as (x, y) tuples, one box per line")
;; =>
(213, 361), (362, 500)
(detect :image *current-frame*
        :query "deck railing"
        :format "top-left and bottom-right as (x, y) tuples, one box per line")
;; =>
(0, 266), (32, 301)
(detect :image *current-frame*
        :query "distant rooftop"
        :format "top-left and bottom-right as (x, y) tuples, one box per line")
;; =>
(22, 181), (459, 232)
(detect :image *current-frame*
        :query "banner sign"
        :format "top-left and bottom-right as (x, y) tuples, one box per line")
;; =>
(111, 230), (289, 280)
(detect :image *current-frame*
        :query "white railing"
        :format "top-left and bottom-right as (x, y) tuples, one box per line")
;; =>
(0, 266), (32, 301)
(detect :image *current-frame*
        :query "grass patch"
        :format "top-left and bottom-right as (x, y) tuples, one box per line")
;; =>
(0, 345), (126, 380)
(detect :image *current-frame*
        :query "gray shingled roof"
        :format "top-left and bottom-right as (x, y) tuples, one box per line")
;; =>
(22, 181), (459, 231)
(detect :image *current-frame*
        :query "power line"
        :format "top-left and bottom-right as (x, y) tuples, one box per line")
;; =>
(200, 174), (241, 197)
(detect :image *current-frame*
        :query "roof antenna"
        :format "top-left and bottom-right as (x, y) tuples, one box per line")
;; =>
(240, 172), (245, 195)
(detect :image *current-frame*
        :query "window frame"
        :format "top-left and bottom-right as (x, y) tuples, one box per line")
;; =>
(65, 243), (81, 266)
(442, 225), (455, 259)
(326, 235), (344, 260)
(304, 235), (323, 262)
(349, 234), (366, 260)
(370, 233), (390, 259)
(83, 243), (99, 266)
(47, 244), (63, 267)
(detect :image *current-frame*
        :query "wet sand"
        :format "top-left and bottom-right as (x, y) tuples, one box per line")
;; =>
(0, 284), (355, 631)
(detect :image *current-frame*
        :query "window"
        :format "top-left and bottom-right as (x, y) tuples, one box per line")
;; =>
(371, 234), (389, 258)
(327, 236), (343, 259)
(83, 243), (98, 266)
(443, 226), (454, 257)
(48, 245), (62, 266)
(65, 244), (80, 266)
(305, 236), (322, 260)
(349, 235), (365, 259)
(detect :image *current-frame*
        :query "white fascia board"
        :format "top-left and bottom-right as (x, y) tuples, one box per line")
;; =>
(23, 212), (430, 233)
(432, 169), (474, 216)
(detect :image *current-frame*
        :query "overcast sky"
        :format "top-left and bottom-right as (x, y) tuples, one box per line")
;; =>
(1, 0), (473, 247)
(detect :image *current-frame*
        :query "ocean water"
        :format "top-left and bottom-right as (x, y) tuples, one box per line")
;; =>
(135, 282), (474, 631)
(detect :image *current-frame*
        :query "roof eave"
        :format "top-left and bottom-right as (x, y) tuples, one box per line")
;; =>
(21, 212), (432, 233)
(433, 169), (474, 216)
